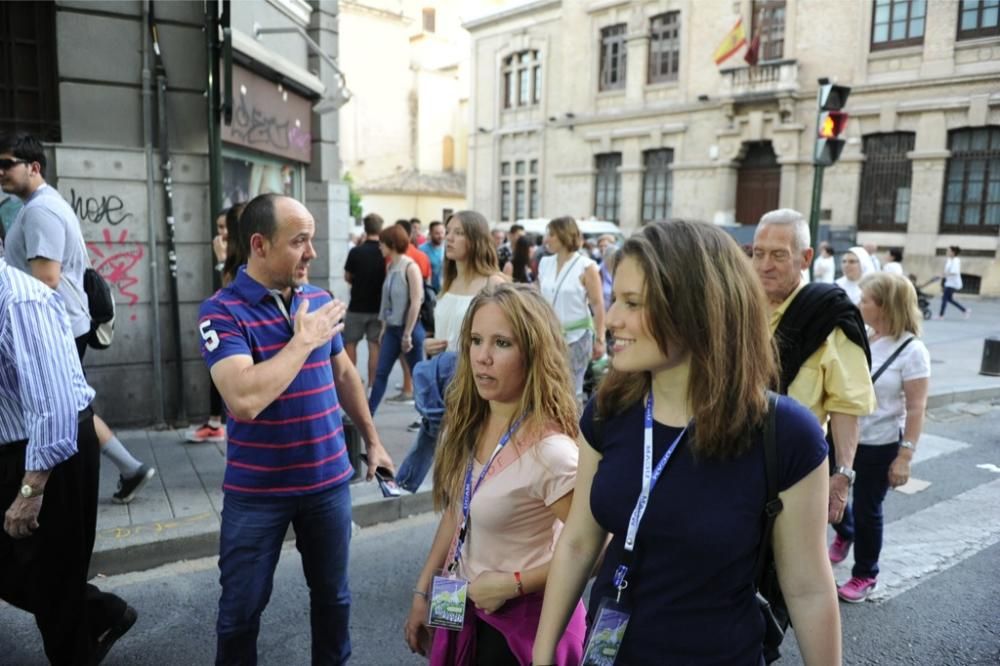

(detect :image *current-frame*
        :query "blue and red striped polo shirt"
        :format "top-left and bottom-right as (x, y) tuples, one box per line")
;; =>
(198, 267), (352, 496)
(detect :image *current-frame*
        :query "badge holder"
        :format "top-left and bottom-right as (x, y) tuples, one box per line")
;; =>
(581, 565), (631, 665)
(426, 568), (468, 631)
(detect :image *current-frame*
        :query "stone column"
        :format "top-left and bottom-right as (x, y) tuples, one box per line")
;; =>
(307, 0), (350, 298)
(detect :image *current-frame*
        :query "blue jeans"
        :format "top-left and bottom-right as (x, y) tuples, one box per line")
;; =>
(940, 286), (966, 316)
(832, 442), (899, 579)
(395, 416), (440, 493)
(368, 323), (425, 416)
(216, 482), (353, 666)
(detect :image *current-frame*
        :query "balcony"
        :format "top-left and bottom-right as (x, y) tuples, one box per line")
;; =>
(719, 59), (799, 100)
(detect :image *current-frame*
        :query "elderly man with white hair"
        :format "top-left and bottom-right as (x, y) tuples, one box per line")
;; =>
(752, 208), (876, 534)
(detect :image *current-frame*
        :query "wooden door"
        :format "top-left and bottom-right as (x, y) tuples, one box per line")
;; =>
(736, 142), (780, 225)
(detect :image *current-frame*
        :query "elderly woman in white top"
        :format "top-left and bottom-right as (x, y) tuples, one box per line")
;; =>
(835, 245), (875, 305)
(395, 210), (507, 492)
(537, 216), (605, 400)
(828, 272), (930, 603)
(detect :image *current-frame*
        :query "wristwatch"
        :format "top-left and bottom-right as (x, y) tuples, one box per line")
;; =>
(831, 466), (856, 486)
(20, 483), (43, 499)
(900, 440), (916, 451)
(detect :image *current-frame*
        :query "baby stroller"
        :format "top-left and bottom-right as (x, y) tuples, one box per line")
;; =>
(909, 274), (935, 320)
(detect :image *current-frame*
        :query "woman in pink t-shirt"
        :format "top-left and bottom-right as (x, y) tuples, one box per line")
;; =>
(404, 283), (586, 665)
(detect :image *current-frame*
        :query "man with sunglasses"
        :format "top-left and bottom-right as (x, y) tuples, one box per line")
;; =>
(0, 133), (156, 505)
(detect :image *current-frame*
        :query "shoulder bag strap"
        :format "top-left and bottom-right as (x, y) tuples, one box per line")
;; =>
(754, 391), (782, 583)
(871, 336), (915, 384)
(550, 254), (582, 310)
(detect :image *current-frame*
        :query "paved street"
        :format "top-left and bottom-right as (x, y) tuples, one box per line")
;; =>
(3, 398), (999, 665)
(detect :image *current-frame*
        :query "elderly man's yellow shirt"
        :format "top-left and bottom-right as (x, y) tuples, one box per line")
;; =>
(769, 284), (876, 424)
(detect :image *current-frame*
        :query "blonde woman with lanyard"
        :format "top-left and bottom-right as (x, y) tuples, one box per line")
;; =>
(404, 283), (586, 665)
(538, 216), (605, 401)
(395, 210), (506, 492)
(533, 221), (839, 666)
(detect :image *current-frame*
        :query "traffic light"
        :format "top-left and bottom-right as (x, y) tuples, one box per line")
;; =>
(814, 82), (851, 167)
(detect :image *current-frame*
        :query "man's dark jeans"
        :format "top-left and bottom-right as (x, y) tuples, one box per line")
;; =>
(216, 482), (353, 666)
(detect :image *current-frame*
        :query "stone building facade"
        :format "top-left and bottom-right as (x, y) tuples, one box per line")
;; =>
(338, 0), (470, 223)
(0, 0), (349, 425)
(464, 0), (1000, 292)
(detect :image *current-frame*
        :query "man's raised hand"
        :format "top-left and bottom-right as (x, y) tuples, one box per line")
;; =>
(293, 299), (347, 350)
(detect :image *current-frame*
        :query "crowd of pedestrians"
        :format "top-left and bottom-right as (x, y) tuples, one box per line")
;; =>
(0, 125), (943, 664)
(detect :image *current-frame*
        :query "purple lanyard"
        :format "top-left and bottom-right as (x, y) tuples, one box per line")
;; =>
(449, 415), (525, 572)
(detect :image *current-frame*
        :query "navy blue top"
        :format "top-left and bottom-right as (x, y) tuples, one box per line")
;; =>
(582, 395), (827, 665)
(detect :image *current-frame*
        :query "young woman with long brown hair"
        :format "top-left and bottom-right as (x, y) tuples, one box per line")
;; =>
(533, 220), (841, 665)
(404, 283), (586, 665)
(395, 210), (506, 492)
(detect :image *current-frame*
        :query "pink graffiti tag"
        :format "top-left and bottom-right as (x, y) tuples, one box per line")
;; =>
(88, 228), (144, 321)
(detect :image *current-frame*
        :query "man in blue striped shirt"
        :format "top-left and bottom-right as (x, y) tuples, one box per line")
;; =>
(0, 257), (136, 664)
(199, 194), (394, 665)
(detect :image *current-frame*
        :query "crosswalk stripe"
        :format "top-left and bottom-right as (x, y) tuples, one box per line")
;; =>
(834, 477), (1000, 601)
(910, 434), (970, 465)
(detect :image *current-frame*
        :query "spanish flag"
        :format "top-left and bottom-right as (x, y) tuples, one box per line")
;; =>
(713, 18), (747, 65)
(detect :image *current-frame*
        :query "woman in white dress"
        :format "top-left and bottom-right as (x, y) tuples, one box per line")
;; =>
(537, 216), (606, 400)
(395, 210), (507, 492)
(835, 246), (875, 305)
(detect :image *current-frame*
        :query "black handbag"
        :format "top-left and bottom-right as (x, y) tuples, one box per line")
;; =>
(755, 391), (789, 663)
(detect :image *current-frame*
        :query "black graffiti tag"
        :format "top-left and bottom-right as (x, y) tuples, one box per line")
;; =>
(70, 188), (134, 226)
(230, 95), (291, 151)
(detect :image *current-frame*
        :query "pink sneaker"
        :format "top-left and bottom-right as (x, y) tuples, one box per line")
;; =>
(185, 423), (226, 443)
(837, 576), (878, 603)
(828, 535), (852, 563)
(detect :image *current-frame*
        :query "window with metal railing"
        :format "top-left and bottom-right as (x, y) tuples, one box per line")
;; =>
(857, 133), (915, 231)
(940, 127), (1000, 234)
(0, 1), (60, 141)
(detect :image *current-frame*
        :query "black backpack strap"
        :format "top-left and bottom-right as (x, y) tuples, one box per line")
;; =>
(871, 336), (915, 384)
(754, 391), (783, 582)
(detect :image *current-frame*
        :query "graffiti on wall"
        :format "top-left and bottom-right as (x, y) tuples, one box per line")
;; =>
(230, 95), (312, 156)
(70, 188), (134, 226)
(87, 228), (144, 321)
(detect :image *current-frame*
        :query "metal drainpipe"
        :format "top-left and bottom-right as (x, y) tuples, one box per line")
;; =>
(141, 0), (166, 426)
(150, 3), (187, 424)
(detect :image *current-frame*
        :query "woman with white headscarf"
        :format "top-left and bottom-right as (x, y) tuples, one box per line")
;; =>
(836, 246), (875, 305)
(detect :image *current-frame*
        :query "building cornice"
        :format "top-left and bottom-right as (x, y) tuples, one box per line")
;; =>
(463, 0), (561, 31)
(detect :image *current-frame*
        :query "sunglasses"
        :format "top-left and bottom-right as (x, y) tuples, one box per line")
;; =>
(0, 158), (29, 170)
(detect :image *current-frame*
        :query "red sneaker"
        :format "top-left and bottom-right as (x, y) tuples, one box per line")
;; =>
(185, 423), (226, 443)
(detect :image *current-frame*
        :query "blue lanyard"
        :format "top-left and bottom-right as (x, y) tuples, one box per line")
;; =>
(613, 395), (689, 592)
(449, 415), (525, 572)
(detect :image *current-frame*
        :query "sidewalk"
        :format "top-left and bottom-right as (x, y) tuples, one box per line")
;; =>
(89, 298), (1000, 576)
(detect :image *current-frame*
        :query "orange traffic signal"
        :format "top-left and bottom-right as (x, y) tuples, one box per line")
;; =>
(819, 111), (848, 139)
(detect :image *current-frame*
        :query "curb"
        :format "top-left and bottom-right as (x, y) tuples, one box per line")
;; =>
(926, 386), (1000, 409)
(89, 488), (435, 578)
